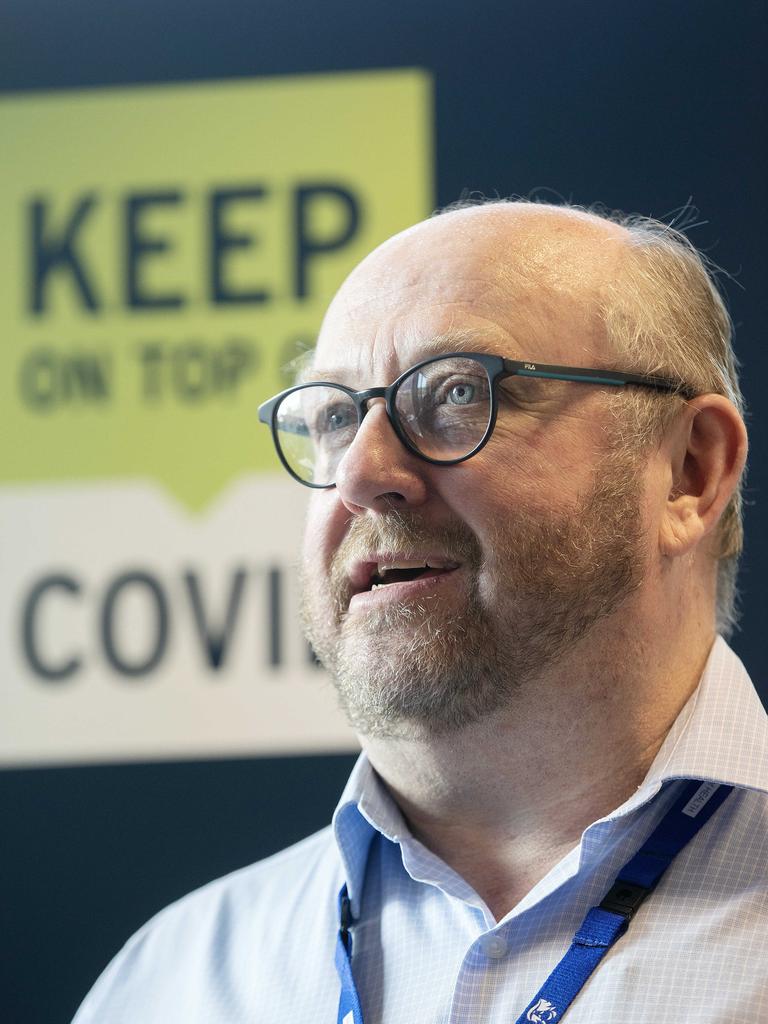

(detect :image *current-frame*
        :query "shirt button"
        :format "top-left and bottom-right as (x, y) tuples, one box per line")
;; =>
(480, 934), (507, 959)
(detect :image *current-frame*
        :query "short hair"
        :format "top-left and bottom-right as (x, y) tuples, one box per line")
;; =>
(436, 197), (747, 636)
(598, 210), (745, 637)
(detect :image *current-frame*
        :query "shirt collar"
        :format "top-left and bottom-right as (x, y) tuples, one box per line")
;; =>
(332, 754), (403, 915)
(647, 636), (768, 793)
(332, 636), (768, 910)
(597, 636), (768, 824)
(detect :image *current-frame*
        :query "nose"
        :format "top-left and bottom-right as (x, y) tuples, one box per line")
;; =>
(334, 400), (429, 514)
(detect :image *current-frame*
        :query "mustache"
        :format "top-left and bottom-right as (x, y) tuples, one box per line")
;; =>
(330, 510), (484, 588)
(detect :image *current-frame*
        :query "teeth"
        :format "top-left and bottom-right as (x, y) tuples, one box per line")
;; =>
(376, 559), (459, 575)
(377, 560), (428, 574)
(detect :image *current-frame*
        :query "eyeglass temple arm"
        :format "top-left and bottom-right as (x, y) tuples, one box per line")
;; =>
(502, 360), (696, 399)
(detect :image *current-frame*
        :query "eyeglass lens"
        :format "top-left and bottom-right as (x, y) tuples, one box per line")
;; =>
(273, 356), (493, 486)
(396, 356), (492, 460)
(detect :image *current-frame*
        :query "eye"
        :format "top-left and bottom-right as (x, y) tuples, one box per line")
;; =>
(445, 381), (475, 405)
(320, 403), (356, 433)
(433, 373), (488, 408)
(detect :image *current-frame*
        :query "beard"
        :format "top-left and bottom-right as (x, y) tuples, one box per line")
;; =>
(300, 451), (647, 739)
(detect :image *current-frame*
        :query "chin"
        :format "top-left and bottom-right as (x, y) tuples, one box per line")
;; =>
(326, 602), (518, 738)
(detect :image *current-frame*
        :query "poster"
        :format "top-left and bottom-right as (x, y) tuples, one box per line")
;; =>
(0, 70), (433, 765)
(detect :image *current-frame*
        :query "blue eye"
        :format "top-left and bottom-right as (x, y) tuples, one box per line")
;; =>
(323, 405), (356, 431)
(446, 382), (475, 405)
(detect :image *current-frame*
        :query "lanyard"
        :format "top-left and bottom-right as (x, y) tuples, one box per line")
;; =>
(335, 779), (733, 1024)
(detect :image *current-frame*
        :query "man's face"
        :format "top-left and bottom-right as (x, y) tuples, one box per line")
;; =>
(300, 208), (651, 738)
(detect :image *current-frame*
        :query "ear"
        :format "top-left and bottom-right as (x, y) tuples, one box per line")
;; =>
(659, 395), (748, 558)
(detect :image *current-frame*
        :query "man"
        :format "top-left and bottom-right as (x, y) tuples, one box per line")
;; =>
(74, 201), (767, 1023)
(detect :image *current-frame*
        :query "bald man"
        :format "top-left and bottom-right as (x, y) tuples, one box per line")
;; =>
(74, 202), (768, 1024)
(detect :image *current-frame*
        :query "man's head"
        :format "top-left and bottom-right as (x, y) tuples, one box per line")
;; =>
(287, 201), (747, 738)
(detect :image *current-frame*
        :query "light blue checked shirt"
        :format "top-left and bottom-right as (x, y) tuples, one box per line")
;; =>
(73, 638), (768, 1023)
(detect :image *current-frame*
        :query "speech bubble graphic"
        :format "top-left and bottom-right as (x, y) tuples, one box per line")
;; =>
(0, 71), (433, 510)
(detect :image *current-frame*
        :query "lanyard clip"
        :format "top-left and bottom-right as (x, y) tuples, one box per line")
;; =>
(339, 893), (353, 952)
(599, 879), (650, 921)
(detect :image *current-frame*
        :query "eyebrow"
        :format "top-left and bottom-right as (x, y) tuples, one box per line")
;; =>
(299, 327), (500, 385)
(286, 349), (318, 385)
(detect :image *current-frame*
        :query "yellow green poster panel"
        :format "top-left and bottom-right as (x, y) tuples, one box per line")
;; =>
(0, 71), (433, 510)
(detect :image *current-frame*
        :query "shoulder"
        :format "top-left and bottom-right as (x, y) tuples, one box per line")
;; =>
(72, 827), (342, 1023)
(135, 823), (340, 936)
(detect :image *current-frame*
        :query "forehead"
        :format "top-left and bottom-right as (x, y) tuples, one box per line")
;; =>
(309, 206), (626, 385)
(302, 326), (502, 385)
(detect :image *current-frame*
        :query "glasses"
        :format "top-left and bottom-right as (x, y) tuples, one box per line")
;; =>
(258, 352), (694, 489)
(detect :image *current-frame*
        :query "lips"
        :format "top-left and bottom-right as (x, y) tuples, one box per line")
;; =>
(348, 555), (461, 596)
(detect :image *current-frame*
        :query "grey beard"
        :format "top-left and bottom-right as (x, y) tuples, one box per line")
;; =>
(330, 583), (503, 738)
(301, 459), (646, 739)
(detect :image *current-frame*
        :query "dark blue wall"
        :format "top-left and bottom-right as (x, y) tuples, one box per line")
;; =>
(3, 1), (766, 1021)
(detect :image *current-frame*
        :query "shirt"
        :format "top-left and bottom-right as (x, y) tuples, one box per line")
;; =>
(72, 637), (768, 1023)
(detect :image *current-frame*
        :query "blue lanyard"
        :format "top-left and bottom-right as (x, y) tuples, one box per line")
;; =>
(335, 779), (733, 1024)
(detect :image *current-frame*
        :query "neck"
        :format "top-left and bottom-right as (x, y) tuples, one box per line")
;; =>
(362, 617), (715, 921)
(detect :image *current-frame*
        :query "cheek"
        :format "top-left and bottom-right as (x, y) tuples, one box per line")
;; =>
(456, 426), (552, 506)
(302, 492), (349, 573)
(490, 415), (605, 495)
(445, 427), (601, 532)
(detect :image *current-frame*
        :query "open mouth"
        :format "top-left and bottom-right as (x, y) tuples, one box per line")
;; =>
(345, 556), (463, 612)
(349, 557), (461, 597)
(369, 562), (453, 590)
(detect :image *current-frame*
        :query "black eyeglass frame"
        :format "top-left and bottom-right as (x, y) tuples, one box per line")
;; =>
(257, 352), (696, 489)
